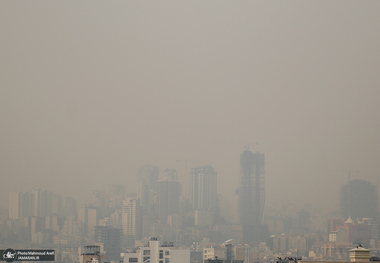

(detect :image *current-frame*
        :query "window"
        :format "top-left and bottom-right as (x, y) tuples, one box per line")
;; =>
(159, 250), (163, 259)
(165, 251), (169, 255)
(143, 250), (150, 255)
(129, 258), (138, 262)
(165, 258), (170, 263)
(143, 256), (150, 262)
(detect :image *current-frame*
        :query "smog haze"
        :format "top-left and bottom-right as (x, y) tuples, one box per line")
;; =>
(1, 1), (380, 213)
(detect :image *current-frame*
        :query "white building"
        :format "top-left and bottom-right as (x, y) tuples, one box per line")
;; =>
(120, 237), (190, 263)
(203, 244), (225, 261)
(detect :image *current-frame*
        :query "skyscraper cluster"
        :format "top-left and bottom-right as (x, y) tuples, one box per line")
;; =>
(6, 149), (266, 261)
(8, 148), (380, 263)
(9, 189), (77, 219)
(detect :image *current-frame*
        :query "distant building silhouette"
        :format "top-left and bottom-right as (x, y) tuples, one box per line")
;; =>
(9, 189), (77, 220)
(94, 226), (122, 262)
(238, 149), (265, 244)
(137, 165), (159, 213)
(157, 168), (181, 222)
(78, 206), (98, 237)
(122, 197), (142, 240)
(340, 179), (378, 220)
(190, 166), (218, 225)
(138, 164), (159, 191)
(190, 166), (218, 211)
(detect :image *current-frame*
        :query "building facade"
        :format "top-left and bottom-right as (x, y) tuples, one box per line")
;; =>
(157, 169), (181, 222)
(122, 198), (142, 240)
(94, 226), (122, 262)
(120, 236), (190, 263)
(238, 149), (265, 244)
(137, 165), (159, 215)
(340, 179), (378, 220)
(190, 166), (218, 218)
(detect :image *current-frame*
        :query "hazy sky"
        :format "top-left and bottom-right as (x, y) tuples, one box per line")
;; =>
(1, 1), (380, 211)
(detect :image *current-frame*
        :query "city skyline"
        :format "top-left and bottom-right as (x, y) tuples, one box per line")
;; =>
(5, 156), (379, 213)
(6, 162), (380, 249)
(1, 1), (380, 261)
(5, 152), (380, 262)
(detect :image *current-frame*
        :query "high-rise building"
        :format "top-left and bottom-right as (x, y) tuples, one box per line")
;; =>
(340, 179), (378, 220)
(30, 189), (49, 217)
(107, 184), (126, 211)
(122, 198), (142, 240)
(78, 206), (98, 237)
(62, 197), (77, 216)
(94, 226), (122, 262)
(61, 215), (81, 241)
(190, 166), (218, 225)
(50, 193), (62, 216)
(157, 169), (181, 222)
(137, 165), (159, 213)
(138, 165), (159, 191)
(137, 182), (151, 213)
(238, 149), (265, 244)
(9, 192), (21, 219)
(9, 190), (73, 220)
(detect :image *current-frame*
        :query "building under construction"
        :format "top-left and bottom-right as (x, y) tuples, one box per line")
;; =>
(238, 149), (265, 244)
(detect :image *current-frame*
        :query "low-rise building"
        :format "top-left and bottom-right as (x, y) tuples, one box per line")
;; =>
(120, 236), (190, 263)
(79, 245), (105, 263)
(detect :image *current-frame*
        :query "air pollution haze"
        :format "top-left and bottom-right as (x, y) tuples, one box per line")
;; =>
(1, 1), (380, 214)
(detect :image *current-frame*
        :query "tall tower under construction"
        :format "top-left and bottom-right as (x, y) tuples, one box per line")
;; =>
(238, 149), (265, 244)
